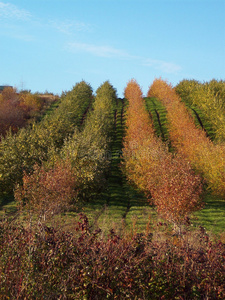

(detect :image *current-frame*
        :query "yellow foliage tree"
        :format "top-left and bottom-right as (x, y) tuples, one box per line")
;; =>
(148, 78), (225, 197)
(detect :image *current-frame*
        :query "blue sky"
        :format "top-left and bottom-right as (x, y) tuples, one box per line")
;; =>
(0, 0), (224, 97)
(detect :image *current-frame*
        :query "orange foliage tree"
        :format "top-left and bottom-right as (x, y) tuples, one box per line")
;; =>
(122, 79), (203, 229)
(0, 87), (26, 136)
(19, 92), (43, 116)
(148, 78), (225, 197)
(0, 87), (44, 138)
(14, 160), (77, 221)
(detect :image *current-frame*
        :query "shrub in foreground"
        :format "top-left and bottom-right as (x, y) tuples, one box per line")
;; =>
(0, 215), (224, 299)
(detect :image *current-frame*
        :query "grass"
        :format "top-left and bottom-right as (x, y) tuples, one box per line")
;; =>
(193, 193), (225, 236)
(144, 97), (169, 142)
(184, 103), (216, 141)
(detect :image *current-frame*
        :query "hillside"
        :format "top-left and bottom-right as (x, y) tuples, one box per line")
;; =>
(0, 79), (225, 299)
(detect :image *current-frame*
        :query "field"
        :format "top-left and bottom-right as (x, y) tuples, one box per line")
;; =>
(0, 79), (225, 299)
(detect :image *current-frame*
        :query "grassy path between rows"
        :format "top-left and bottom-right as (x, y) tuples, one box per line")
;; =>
(144, 97), (169, 143)
(66, 98), (155, 235)
(185, 103), (216, 141)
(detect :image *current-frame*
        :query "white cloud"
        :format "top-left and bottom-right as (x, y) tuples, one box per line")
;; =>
(66, 41), (182, 74)
(66, 42), (134, 59)
(143, 59), (182, 74)
(49, 20), (91, 35)
(0, 2), (31, 20)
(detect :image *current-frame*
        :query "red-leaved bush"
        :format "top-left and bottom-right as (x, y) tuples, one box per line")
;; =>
(14, 160), (78, 221)
(0, 214), (224, 299)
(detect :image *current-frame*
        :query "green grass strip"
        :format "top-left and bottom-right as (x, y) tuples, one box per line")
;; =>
(184, 102), (216, 141)
(144, 97), (170, 142)
(193, 193), (225, 235)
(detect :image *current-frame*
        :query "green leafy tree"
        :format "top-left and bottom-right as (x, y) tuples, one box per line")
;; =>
(60, 81), (117, 198)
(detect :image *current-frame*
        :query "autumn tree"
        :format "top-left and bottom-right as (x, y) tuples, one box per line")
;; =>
(19, 92), (44, 116)
(123, 79), (203, 229)
(0, 100), (26, 136)
(0, 87), (26, 136)
(1, 86), (18, 102)
(148, 78), (225, 196)
(14, 160), (77, 221)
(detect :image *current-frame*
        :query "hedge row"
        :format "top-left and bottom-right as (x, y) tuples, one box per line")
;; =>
(59, 81), (117, 198)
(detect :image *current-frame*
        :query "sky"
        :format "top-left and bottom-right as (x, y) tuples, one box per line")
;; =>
(0, 0), (224, 97)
